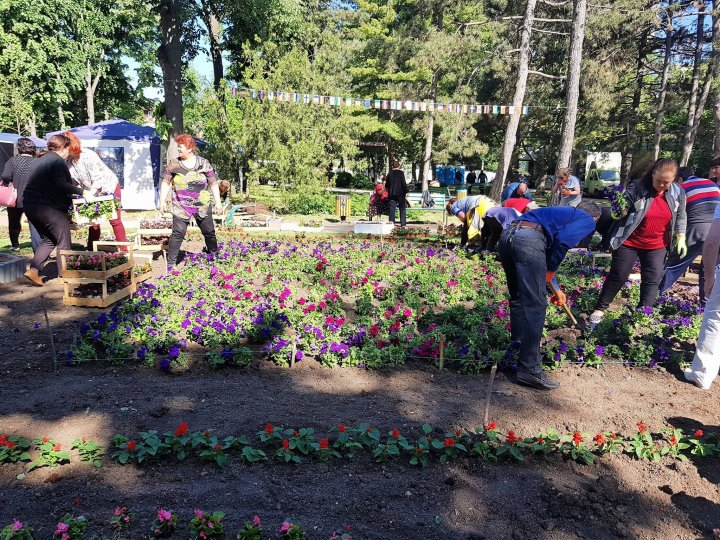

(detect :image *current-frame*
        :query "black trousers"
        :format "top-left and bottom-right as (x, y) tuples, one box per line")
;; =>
(6, 207), (41, 250)
(596, 244), (667, 310)
(167, 213), (218, 266)
(24, 204), (72, 271)
(479, 217), (503, 251)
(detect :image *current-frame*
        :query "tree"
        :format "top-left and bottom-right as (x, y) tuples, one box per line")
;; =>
(490, 0), (537, 201)
(556, 0), (587, 171)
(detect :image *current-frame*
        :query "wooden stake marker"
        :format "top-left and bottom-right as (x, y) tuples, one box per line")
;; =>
(439, 334), (445, 370)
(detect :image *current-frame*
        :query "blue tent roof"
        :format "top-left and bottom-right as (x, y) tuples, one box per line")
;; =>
(46, 119), (161, 144)
(0, 133), (46, 147)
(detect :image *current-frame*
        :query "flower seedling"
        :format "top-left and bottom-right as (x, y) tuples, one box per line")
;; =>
(151, 509), (176, 538)
(0, 435), (31, 464)
(72, 438), (104, 468)
(1, 520), (33, 540)
(109, 506), (133, 531)
(236, 515), (262, 540)
(53, 515), (87, 540)
(189, 509), (224, 539)
(27, 438), (70, 472)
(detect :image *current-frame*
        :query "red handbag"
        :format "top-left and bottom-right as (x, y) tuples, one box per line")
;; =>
(0, 183), (17, 207)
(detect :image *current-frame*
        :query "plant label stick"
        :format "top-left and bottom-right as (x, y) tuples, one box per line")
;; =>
(483, 362), (498, 425)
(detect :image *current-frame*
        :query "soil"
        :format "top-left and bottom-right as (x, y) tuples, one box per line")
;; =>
(0, 239), (719, 539)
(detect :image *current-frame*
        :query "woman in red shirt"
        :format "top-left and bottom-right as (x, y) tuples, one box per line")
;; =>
(588, 159), (687, 327)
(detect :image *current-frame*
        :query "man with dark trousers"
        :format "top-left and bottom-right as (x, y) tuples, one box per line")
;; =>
(385, 160), (408, 227)
(498, 201), (601, 390)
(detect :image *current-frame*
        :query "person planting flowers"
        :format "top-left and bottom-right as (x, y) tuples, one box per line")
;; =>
(498, 201), (601, 390)
(445, 195), (497, 248)
(158, 134), (223, 267)
(587, 158), (687, 328)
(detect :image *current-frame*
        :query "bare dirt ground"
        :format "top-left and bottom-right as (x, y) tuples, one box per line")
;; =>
(0, 235), (719, 539)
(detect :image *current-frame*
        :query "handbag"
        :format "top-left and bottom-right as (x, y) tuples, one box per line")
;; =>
(0, 183), (17, 207)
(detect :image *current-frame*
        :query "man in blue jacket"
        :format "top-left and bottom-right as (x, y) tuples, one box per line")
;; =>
(498, 201), (601, 390)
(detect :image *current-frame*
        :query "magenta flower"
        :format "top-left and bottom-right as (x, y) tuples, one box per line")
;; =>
(114, 507), (125, 516)
(279, 521), (292, 534)
(252, 516), (261, 526)
(157, 509), (172, 522)
(194, 509), (204, 518)
(55, 522), (69, 535)
(11, 520), (22, 532)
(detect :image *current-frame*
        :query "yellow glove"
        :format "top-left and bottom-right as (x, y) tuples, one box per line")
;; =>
(676, 235), (687, 258)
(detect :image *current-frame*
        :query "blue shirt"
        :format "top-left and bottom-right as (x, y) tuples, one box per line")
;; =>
(485, 207), (520, 228)
(501, 182), (533, 203)
(450, 195), (486, 216)
(518, 206), (596, 272)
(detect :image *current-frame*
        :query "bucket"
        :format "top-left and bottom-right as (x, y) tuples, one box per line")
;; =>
(456, 188), (468, 200)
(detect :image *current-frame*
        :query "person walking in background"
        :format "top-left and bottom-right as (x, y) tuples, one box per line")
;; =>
(22, 135), (95, 286)
(588, 158), (687, 328)
(684, 203), (720, 389)
(498, 201), (601, 390)
(158, 134), (222, 267)
(385, 160), (408, 227)
(500, 180), (533, 203)
(1, 137), (41, 252)
(658, 166), (720, 305)
(64, 132), (128, 251)
(552, 168), (582, 207)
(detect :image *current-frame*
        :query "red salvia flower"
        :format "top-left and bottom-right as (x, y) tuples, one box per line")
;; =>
(572, 431), (584, 447)
(265, 423), (274, 435)
(338, 424), (347, 432)
(444, 437), (455, 447)
(42, 437), (48, 444)
(214, 443), (221, 452)
(484, 422), (497, 431)
(391, 428), (400, 439)
(636, 421), (647, 433)
(506, 431), (520, 444)
(282, 439), (290, 450)
(695, 429), (704, 438)
(6, 441), (15, 449)
(174, 422), (189, 437)
(53, 444), (61, 452)
(593, 433), (606, 446)
(127, 440), (136, 452)
(455, 429), (462, 438)
(536, 437), (544, 444)
(319, 438), (329, 449)
(669, 435), (677, 447)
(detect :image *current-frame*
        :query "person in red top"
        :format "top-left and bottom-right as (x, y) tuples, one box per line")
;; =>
(588, 158), (687, 327)
(503, 197), (536, 214)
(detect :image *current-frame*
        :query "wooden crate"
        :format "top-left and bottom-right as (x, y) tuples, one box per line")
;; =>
(62, 278), (135, 308)
(72, 195), (118, 225)
(59, 250), (134, 279)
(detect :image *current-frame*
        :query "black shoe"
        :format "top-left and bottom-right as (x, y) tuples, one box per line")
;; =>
(516, 371), (560, 390)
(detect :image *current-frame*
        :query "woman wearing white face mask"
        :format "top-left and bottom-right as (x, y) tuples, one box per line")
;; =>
(158, 134), (222, 267)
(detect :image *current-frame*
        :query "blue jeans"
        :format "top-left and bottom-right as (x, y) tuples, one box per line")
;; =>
(659, 241), (706, 304)
(389, 197), (406, 226)
(498, 226), (548, 376)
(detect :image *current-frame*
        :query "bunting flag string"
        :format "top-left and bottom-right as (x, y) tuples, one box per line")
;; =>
(230, 86), (531, 116)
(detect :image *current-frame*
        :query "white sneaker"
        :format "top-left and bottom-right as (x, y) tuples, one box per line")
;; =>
(683, 369), (712, 390)
(589, 310), (604, 324)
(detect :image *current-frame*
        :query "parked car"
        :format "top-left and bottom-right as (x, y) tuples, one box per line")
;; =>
(585, 169), (621, 196)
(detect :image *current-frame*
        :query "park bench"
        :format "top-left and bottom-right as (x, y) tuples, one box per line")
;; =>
(406, 190), (451, 225)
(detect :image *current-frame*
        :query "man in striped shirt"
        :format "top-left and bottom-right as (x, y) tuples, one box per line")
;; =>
(659, 166), (720, 304)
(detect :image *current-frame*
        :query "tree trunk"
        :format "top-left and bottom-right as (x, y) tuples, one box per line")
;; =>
(27, 113), (37, 138)
(199, 0), (224, 91)
(680, 7), (706, 166)
(683, 4), (720, 165)
(556, 0), (587, 171)
(621, 31), (647, 185)
(714, 87), (720, 158)
(489, 0), (537, 201)
(421, 8), (444, 192)
(157, 0), (184, 161)
(86, 61), (95, 125)
(652, 16), (673, 162)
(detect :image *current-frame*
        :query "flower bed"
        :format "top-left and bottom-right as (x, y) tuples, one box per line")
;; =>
(66, 240), (702, 370)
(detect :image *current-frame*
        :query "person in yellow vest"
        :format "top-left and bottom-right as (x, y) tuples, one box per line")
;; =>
(446, 195), (497, 248)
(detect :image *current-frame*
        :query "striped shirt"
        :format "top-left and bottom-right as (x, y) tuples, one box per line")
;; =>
(682, 176), (720, 217)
